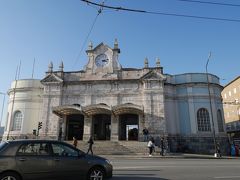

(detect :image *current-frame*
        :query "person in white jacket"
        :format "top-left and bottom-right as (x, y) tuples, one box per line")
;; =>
(147, 137), (154, 156)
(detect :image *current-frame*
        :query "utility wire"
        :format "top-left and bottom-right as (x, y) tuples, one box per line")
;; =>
(72, 1), (105, 69)
(81, 0), (240, 23)
(176, 0), (240, 7)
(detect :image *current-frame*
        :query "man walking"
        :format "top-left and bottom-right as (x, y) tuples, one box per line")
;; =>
(87, 136), (94, 155)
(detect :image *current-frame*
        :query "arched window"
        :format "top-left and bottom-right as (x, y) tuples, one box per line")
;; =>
(12, 111), (23, 131)
(197, 108), (211, 132)
(217, 110), (224, 132)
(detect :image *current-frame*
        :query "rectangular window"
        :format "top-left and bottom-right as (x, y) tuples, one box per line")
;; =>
(229, 91), (232, 96)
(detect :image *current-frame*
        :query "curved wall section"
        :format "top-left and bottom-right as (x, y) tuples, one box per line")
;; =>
(3, 79), (43, 140)
(164, 73), (227, 154)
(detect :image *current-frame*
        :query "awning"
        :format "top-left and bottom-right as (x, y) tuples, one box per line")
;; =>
(83, 104), (111, 116)
(52, 105), (83, 117)
(112, 103), (144, 115)
(52, 103), (144, 117)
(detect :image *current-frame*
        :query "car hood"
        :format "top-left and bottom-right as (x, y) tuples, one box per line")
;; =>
(84, 154), (107, 161)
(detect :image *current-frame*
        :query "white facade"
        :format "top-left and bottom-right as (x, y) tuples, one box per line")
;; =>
(3, 41), (228, 154)
(3, 79), (43, 139)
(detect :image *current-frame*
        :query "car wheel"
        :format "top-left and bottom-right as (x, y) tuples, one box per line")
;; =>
(88, 167), (105, 180)
(0, 172), (21, 180)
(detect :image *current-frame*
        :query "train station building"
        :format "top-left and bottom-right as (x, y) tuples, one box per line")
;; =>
(3, 41), (228, 154)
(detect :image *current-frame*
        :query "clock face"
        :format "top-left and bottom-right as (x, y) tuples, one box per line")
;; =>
(95, 54), (109, 67)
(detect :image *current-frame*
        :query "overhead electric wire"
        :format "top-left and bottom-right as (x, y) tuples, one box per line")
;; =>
(72, 1), (105, 69)
(81, 0), (240, 23)
(176, 0), (240, 7)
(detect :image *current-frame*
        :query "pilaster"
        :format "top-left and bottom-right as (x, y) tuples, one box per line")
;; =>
(111, 115), (119, 141)
(83, 116), (92, 141)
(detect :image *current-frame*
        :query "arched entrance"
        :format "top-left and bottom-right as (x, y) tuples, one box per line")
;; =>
(119, 114), (139, 141)
(83, 104), (112, 141)
(52, 105), (84, 141)
(93, 114), (111, 140)
(66, 114), (84, 140)
(112, 103), (143, 141)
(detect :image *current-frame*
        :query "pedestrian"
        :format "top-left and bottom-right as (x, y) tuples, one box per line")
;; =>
(160, 137), (164, 156)
(142, 127), (149, 142)
(147, 137), (154, 157)
(72, 136), (78, 148)
(152, 137), (156, 153)
(58, 127), (62, 141)
(87, 136), (94, 155)
(215, 143), (221, 157)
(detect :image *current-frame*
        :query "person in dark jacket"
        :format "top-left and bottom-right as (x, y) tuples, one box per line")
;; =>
(142, 127), (149, 142)
(87, 136), (94, 155)
(160, 137), (164, 156)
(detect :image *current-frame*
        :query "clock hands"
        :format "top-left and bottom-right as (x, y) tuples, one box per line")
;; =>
(102, 59), (109, 63)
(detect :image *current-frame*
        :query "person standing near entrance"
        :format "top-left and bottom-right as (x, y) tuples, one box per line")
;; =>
(87, 136), (94, 155)
(73, 136), (78, 148)
(58, 127), (62, 141)
(143, 127), (149, 142)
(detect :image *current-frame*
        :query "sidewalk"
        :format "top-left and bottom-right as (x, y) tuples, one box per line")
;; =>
(101, 153), (240, 160)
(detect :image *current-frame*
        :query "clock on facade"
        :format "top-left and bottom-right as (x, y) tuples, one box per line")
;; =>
(95, 54), (109, 67)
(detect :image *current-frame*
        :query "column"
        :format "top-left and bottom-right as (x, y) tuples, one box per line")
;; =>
(139, 115), (145, 141)
(187, 87), (197, 134)
(62, 116), (67, 140)
(83, 116), (92, 141)
(111, 115), (119, 141)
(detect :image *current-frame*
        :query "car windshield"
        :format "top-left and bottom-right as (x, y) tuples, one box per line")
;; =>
(0, 141), (7, 150)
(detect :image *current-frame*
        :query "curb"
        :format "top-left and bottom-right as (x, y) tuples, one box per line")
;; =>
(100, 154), (240, 160)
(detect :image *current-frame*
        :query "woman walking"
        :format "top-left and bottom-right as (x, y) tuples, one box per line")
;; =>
(147, 137), (154, 157)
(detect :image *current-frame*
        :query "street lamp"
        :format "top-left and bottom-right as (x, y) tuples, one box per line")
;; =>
(0, 92), (6, 127)
(205, 52), (218, 157)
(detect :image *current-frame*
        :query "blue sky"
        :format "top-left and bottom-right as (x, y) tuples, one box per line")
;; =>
(0, 0), (240, 126)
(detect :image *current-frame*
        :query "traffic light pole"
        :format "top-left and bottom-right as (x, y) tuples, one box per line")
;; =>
(37, 122), (42, 136)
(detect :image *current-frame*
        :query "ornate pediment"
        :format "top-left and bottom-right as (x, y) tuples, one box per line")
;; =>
(85, 41), (122, 75)
(140, 71), (166, 81)
(41, 73), (63, 84)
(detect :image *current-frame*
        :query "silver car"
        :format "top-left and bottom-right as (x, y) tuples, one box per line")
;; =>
(0, 140), (112, 180)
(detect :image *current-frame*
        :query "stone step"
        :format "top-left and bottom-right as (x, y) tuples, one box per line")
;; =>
(65, 141), (150, 155)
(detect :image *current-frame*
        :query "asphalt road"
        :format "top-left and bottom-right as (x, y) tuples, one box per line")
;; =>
(109, 157), (240, 180)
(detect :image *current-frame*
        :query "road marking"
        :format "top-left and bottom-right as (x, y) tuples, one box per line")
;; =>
(115, 166), (177, 170)
(114, 165), (238, 170)
(214, 176), (240, 179)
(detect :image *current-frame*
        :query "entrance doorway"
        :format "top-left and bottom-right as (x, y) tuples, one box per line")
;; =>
(67, 114), (84, 140)
(119, 114), (139, 141)
(93, 114), (111, 140)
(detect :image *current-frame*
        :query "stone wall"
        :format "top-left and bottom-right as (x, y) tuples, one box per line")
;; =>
(168, 135), (230, 155)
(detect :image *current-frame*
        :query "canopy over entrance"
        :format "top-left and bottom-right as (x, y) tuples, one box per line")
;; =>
(83, 104), (111, 116)
(112, 103), (144, 115)
(53, 103), (143, 117)
(52, 105), (83, 117)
